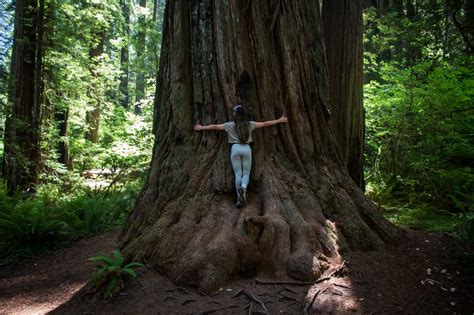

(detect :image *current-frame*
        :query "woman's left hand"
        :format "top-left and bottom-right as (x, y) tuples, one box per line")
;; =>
(194, 124), (204, 131)
(279, 115), (288, 123)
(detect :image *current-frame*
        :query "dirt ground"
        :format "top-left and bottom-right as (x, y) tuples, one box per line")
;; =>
(0, 228), (473, 314)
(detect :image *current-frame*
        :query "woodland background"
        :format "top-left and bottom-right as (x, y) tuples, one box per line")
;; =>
(0, 0), (473, 261)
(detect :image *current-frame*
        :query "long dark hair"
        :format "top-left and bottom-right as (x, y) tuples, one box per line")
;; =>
(234, 105), (250, 143)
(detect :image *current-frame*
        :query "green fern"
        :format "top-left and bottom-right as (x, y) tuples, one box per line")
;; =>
(89, 250), (144, 298)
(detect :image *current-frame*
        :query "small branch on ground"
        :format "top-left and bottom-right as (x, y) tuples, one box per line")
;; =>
(327, 260), (347, 277)
(166, 287), (192, 295)
(333, 283), (351, 290)
(303, 287), (329, 315)
(256, 278), (324, 286)
(256, 261), (347, 287)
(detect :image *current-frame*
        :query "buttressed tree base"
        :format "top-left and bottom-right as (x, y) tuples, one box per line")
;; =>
(120, 0), (402, 292)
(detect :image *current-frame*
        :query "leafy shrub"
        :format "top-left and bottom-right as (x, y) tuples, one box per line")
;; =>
(89, 250), (144, 298)
(0, 179), (141, 261)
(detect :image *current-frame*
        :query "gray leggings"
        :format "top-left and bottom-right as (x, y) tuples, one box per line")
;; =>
(230, 144), (252, 194)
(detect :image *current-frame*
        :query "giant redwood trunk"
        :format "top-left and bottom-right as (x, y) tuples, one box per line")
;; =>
(322, 0), (365, 190)
(120, 0), (402, 292)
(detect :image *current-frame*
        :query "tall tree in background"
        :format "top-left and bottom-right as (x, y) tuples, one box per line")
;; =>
(85, 2), (105, 144)
(120, 0), (401, 291)
(119, 0), (130, 109)
(134, 0), (147, 113)
(322, 0), (365, 190)
(85, 34), (104, 143)
(3, 0), (45, 192)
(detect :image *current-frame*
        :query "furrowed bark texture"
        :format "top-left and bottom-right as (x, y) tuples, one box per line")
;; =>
(322, 0), (365, 189)
(121, 0), (402, 292)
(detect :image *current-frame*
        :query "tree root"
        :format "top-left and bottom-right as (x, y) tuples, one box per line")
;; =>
(279, 292), (299, 303)
(200, 304), (239, 314)
(279, 286), (298, 294)
(181, 298), (197, 305)
(233, 289), (268, 314)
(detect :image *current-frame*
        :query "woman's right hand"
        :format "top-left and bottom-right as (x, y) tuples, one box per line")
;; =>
(194, 124), (203, 131)
(279, 115), (288, 123)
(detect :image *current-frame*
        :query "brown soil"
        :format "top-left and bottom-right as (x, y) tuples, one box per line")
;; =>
(0, 229), (472, 314)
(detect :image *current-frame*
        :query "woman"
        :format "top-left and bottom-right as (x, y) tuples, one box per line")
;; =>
(194, 105), (288, 208)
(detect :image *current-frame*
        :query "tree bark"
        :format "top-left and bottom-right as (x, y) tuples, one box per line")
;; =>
(3, 0), (43, 192)
(322, 0), (365, 190)
(119, 0), (130, 109)
(135, 0), (147, 114)
(120, 0), (402, 292)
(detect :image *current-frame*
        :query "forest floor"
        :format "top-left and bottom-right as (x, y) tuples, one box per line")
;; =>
(0, 228), (473, 314)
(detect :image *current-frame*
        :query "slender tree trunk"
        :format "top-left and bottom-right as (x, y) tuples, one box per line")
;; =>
(322, 0), (365, 190)
(55, 107), (70, 168)
(85, 32), (104, 143)
(119, 0), (130, 109)
(376, 0), (388, 16)
(120, 0), (402, 292)
(3, 0), (43, 192)
(466, 0), (474, 41)
(153, 0), (158, 21)
(135, 0), (147, 114)
(406, 0), (417, 65)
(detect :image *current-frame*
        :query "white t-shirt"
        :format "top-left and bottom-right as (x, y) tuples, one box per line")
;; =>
(223, 121), (257, 144)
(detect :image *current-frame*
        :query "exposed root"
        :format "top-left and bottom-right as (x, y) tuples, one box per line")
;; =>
(181, 298), (197, 305)
(233, 289), (268, 314)
(279, 286), (298, 294)
(200, 304), (239, 314)
(279, 292), (299, 303)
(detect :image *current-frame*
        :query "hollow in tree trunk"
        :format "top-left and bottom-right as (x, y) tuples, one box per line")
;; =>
(120, 0), (402, 292)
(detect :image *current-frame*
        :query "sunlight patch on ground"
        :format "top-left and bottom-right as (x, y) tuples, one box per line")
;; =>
(304, 277), (361, 313)
(0, 282), (86, 315)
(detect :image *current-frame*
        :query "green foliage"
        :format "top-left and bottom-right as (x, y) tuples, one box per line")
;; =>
(0, 178), (141, 262)
(89, 249), (143, 298)
(365, 59), (474, 214)
(364, 3), (474, 239)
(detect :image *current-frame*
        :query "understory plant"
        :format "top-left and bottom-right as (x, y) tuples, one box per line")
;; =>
(89, 249), (144, 298)
(0, 178), (141, 261)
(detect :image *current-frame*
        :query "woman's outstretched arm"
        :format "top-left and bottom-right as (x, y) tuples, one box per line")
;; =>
(254, 115), (288, 129)
(194, 124), (225, 131)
